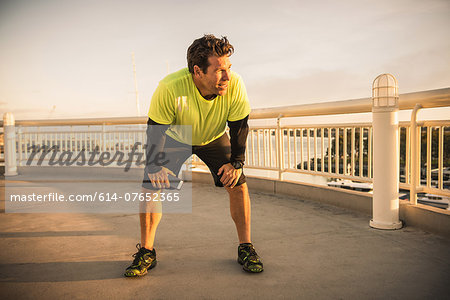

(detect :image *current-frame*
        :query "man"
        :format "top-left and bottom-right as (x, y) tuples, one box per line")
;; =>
(124, 34), (263, 277)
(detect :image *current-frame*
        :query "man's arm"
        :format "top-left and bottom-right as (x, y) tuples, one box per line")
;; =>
(145, 118), (169, 174)
(218, 115), (249, 188)
(228, 115), (249, 166)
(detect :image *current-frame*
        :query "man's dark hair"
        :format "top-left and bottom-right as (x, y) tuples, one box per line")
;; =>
(187, 34), (234, 74)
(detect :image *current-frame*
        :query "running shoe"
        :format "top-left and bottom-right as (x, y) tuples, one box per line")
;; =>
(237, 243), (264, 273)
(124, 243), (157, 277)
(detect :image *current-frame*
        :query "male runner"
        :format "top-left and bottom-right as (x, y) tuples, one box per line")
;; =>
(124, 34), (263, 276)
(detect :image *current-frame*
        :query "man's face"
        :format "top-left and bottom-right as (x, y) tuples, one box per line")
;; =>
(195, 55), (232, 97)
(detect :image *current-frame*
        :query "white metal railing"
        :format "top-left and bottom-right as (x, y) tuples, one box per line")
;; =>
(243, 124), (374, 183)
(15, 126), (147, 165)
(2, 87), (450, 205)
(240, 121), (449, 198)
(412, 121), (449, 195)
(194, 120), (450, 199)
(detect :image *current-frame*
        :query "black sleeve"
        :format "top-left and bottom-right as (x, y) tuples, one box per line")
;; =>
(145, 118), (170, 174)
(227, 115), (249, 164)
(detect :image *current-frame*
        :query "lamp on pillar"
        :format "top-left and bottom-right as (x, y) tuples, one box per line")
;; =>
(370, 74), (402, 230)
(372, 74), (399, 111)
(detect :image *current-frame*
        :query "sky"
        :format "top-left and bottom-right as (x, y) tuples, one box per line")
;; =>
(0, 0), (449, 121)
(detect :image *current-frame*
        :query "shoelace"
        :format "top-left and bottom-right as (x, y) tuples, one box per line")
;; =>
(131, 243), (147, 266)
(241, 245), (259, 261)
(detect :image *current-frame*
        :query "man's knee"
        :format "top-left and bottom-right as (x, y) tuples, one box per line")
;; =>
(225, 182), (248, 195)
(139, 187), (163, 213)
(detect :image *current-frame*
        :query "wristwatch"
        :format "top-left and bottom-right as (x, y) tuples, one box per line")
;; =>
(230, 161), (244, 169)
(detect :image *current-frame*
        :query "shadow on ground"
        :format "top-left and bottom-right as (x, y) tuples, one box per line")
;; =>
(0, 231), (114, 238)
(0, 261), (128, 282)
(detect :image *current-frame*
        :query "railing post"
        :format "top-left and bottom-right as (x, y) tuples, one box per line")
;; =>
(276, 114), (283, 180)
(410, 104), (422, 205)
(17, 126), (22, 166)
(3, 112), (18, 176)
(370, 74), (402, 230)
(102, 124), (106, 152)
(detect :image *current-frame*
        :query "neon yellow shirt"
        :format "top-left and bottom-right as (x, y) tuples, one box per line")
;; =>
(148, 68), (251, 146)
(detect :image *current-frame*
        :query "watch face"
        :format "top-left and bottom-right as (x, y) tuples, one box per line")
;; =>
(232, 161), (243, 169)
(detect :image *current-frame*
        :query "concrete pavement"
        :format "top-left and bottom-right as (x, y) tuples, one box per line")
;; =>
(0, 167), (449, 299)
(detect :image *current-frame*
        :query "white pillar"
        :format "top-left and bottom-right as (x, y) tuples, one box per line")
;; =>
(3, 112), (18, 176)
(370, 74), (402, 230)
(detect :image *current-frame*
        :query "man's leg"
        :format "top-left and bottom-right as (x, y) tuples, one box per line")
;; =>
(226, 183), (251, 244)
(194, 134), (263, 272)
(124, 188), (162, 277)
(226, 182), (264, 273)
(139, 187), (162, 250)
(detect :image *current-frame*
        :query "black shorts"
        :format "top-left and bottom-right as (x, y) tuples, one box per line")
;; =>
(142, 133), (246, 190)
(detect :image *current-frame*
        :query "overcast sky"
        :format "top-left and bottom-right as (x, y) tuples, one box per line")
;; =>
(0, 0), (449, 121)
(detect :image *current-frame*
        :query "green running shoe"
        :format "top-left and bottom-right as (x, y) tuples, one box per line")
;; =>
(124, 243), (157, 277)
(237, 243), (264, 273)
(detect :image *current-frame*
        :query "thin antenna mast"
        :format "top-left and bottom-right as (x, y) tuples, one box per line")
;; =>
(131, 52), (141, 116)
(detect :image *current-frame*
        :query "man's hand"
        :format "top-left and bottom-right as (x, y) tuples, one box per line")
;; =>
(148, 167), (176, 189)
(218, 163), (242, 188)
